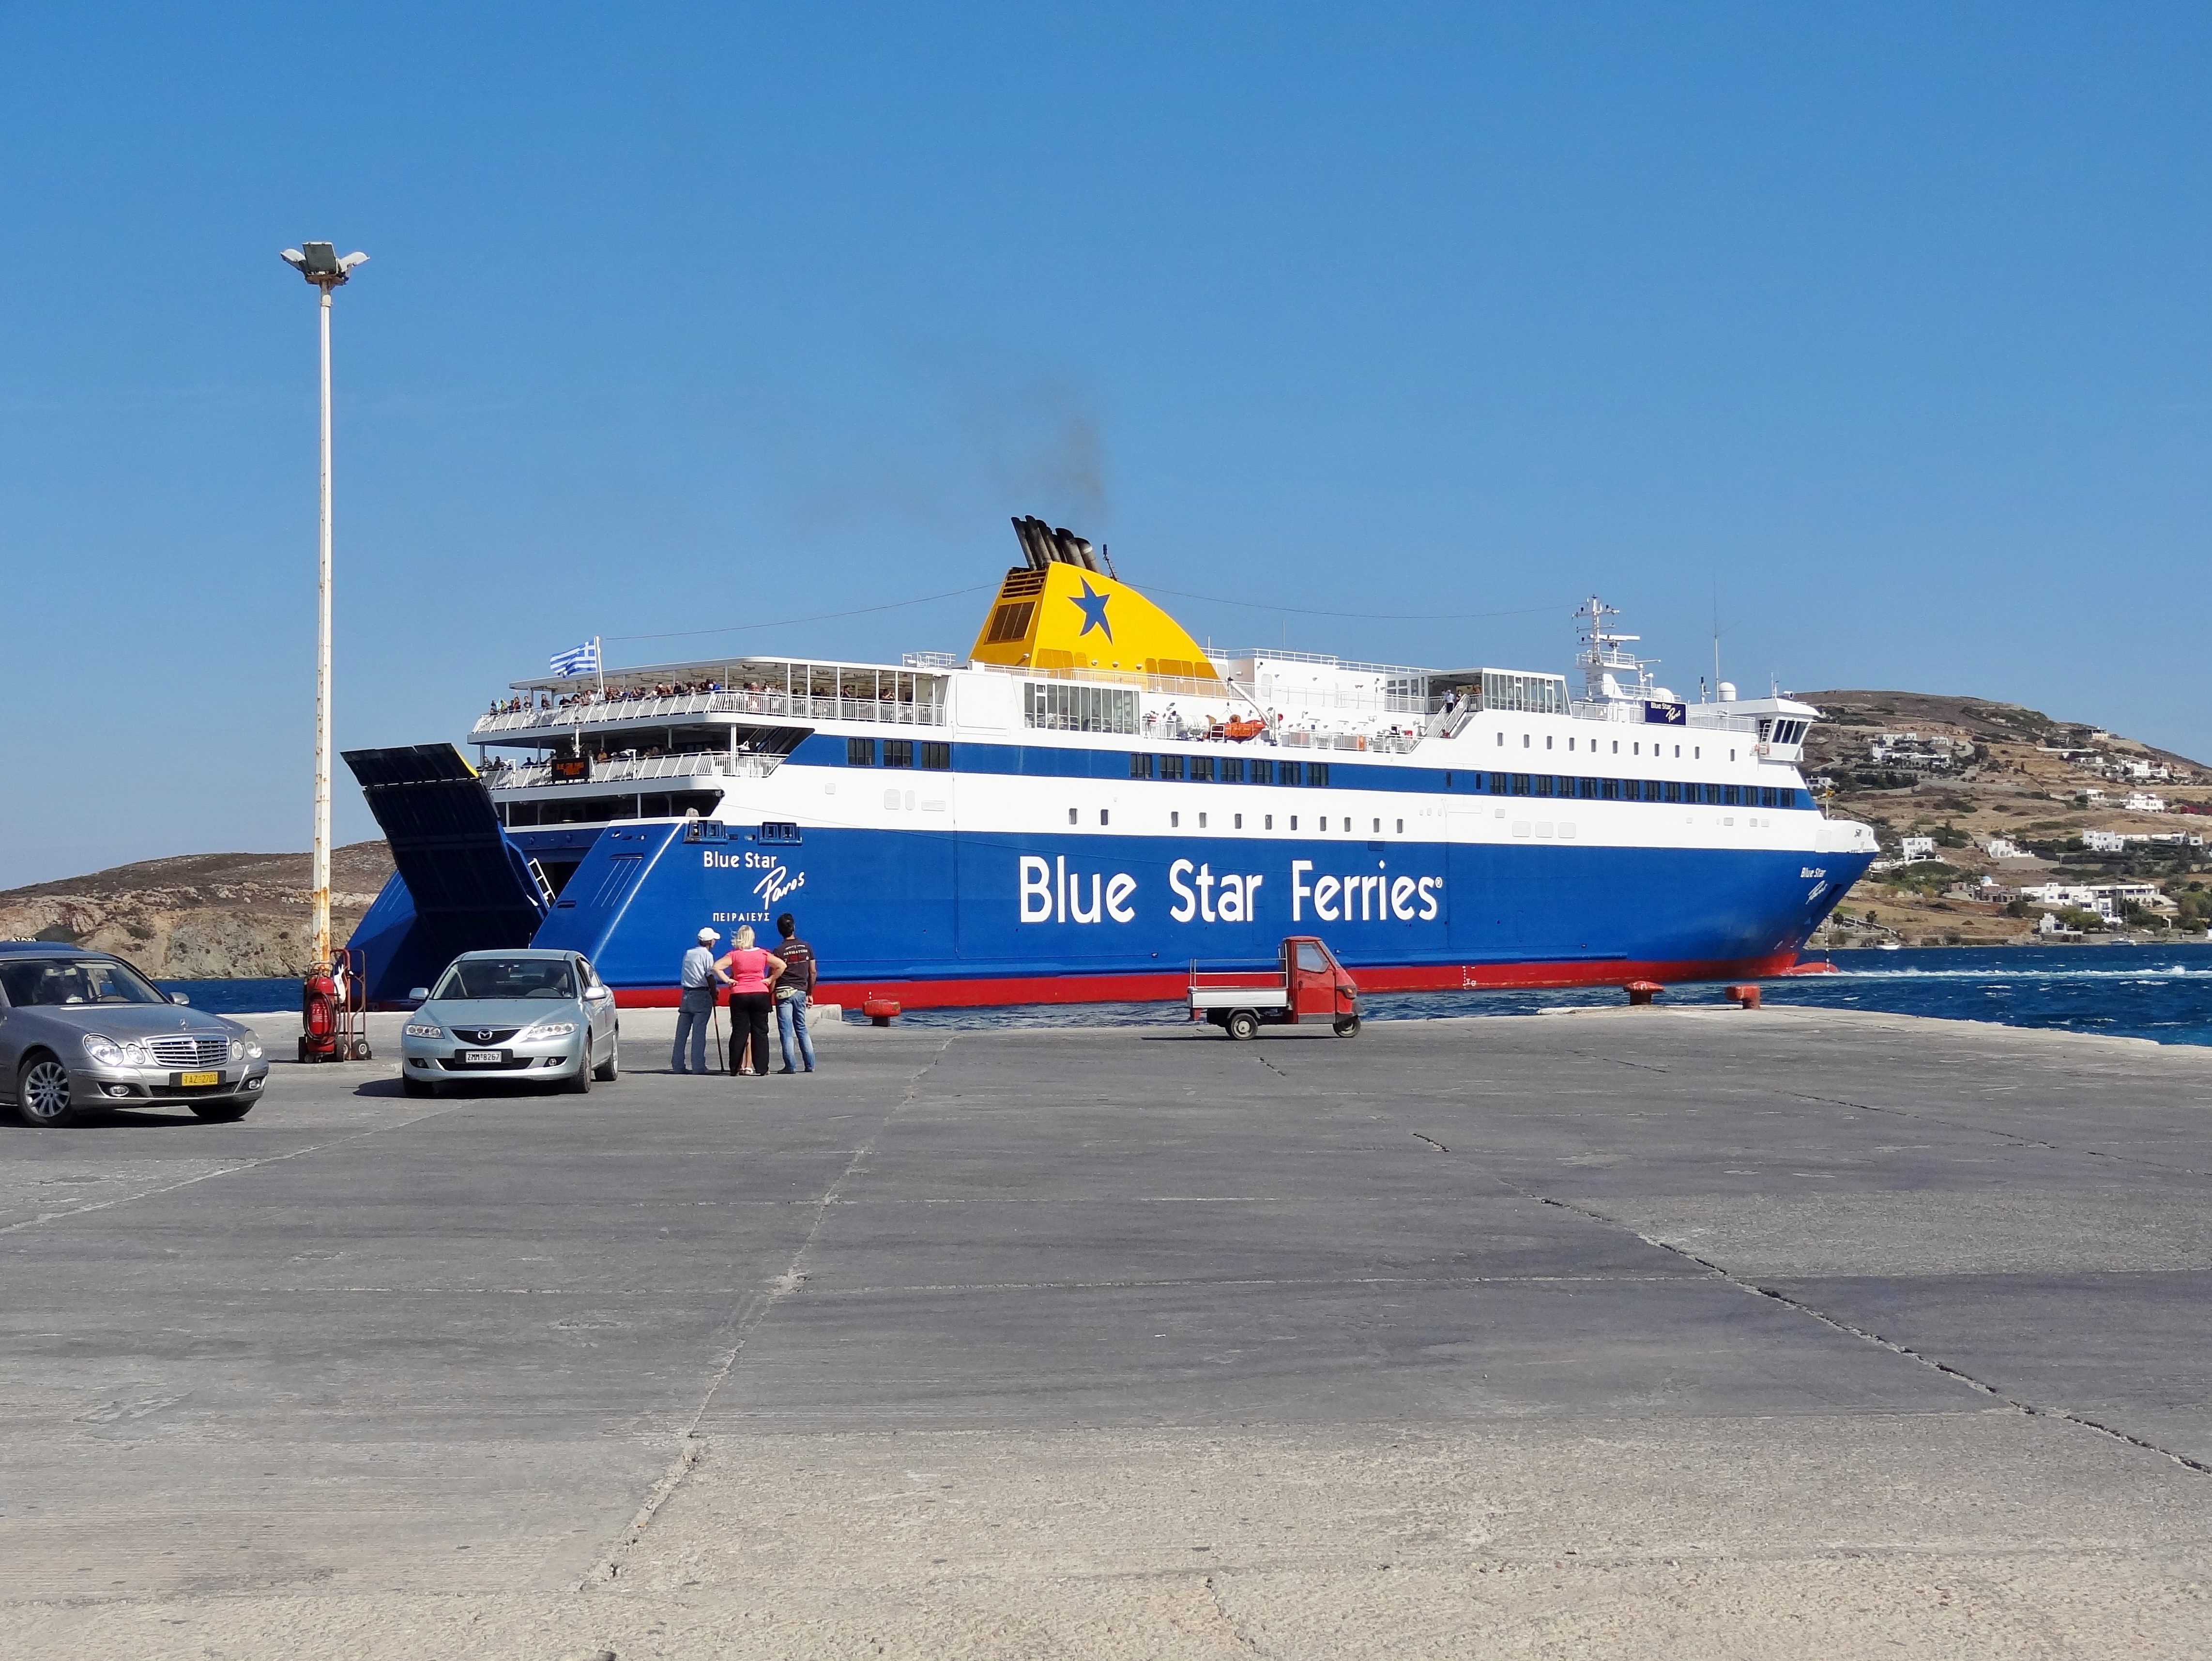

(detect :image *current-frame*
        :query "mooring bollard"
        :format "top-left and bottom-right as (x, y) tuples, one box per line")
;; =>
(1724, 984), (1763, 1008)
(1625, 980), (1663, 1006)
(862, 997), (901, 1028)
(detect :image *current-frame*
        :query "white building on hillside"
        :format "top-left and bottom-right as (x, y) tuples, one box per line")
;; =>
(2083, 830), (2127, 853)
(1898, 835), (1937, 863)
(2126, 792), (2168, 813)
(1982, 836), (2029, 859)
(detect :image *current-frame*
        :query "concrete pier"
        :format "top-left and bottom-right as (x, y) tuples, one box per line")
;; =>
(5, 1006), (2212, 1657)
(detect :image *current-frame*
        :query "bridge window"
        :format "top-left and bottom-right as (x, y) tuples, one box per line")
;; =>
(758, 822), (802, 845)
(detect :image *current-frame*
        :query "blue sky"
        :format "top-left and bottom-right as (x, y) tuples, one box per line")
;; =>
(4, 4), (2210, 887)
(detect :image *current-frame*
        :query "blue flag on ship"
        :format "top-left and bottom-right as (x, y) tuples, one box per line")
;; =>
(550, 637), (600, 677)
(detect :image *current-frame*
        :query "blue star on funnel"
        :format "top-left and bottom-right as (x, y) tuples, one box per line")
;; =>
(1070, 579), (1114, 641)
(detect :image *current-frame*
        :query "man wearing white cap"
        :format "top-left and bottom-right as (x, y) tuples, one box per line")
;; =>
(672, 927), (729, 1074)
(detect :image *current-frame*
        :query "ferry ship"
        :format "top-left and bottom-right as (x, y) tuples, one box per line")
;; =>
(344, 518), (1878, 1008)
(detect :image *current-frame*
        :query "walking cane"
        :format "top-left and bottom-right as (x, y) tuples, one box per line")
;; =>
(711, 1002), (726, 1074)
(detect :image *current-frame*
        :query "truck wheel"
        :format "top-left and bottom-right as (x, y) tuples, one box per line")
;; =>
(1333, 1015), (1361, 1038)
(1226, 1010), (1260, 1041)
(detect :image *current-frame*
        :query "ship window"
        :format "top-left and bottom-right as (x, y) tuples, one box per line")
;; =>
(1200, 813), (1208, 828)
(1235, 814), (1244, 829)
(1189, 755), (1214, 783)
(1546, 735), (1553, 750)
(883, 738), (914, 768)
(1523, 734), (1530, 748)
(758, 821), (802, 845)
(1101, 809), (1111, 826)
(1265, 815), (1274, 830)
(1513, 774), (1532, 796)
(1171, 812), (1180, 828)
(1027, 681), (1138, 735)
(1444, 771), (1453, 787)
(847, 738), (876, 766)
(1159, 754), (1185, 782)
(921, 741), (950, 769)
(1495, 733), (1504, 746)
(1612, 740), (1619, 754)
(1308, 763), (1329, 786)
(1280, 761), (1304, 786)
(1582, 778), (1600, 800)
(1290, 815), (1298, 830)
(1395, 818), (1403, 833)
(1724, 784), (1741, 806)
(1251, 759), (1273, 784)
(1534, 775), (1554, 798)
(1220, 757), (1244, 784)
(1129, 753), (1155, 780)
(1665, 781), (1683, 803)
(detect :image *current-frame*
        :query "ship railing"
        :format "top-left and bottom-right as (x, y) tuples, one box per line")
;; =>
(1565, 699), (1762, 735)
(1273, 728), (1422, 755)
(484, 752), (784, 790)
(470, 689), (946, 736)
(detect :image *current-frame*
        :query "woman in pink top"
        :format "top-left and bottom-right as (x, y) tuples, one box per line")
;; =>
(719, 925), (787, 1077)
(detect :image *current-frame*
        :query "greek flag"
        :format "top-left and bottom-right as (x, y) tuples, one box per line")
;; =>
(550, 637), (600, 678)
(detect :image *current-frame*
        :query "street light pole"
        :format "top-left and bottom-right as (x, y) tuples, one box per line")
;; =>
(279, 243), (367, 975)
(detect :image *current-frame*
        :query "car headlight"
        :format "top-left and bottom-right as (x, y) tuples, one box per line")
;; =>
(230, 1039), (246, 1061)
(82, 1033), (152, 1068)
(516, 1020), (577, 1042)
(403, 1021), (447, 1039)
(245, 1036), (263, 1060)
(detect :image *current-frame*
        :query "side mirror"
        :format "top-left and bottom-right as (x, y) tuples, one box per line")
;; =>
(584, 984), (611, 1001)
(408, 987), (430, 1002)
(168, 991), (190, 1005)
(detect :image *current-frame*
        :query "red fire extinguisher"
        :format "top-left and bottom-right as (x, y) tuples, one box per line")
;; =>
(300, 968), (337, 1063)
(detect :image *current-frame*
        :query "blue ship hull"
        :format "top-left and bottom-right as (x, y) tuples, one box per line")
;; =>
(351, 795), (1873, 1006)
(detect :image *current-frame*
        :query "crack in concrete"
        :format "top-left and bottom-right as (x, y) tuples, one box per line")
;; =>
(1203, 1573), (1263, 1651)
(1522, 1187), (2212, 1479)
(1779, 1088), (2212, 1181)
(0, 1103), (467, 1236)
(581, 1035), (955, 1587)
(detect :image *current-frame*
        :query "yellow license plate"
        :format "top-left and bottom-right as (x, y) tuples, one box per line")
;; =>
(179, 1071), (219, 1088)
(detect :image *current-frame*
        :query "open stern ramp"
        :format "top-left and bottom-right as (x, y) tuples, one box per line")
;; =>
(343, 744), (549, 1003)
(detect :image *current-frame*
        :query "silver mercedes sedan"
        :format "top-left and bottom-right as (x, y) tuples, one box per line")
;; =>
(0, 944), (269, 1127)
(398, 949), (620, 1098)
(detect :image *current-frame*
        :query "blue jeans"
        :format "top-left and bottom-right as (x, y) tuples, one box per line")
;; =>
(671, 1000), (712, 1073)
(776, 995), (815, 1071)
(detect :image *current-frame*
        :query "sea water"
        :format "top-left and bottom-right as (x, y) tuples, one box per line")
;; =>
(162, 945), (2212, 1046)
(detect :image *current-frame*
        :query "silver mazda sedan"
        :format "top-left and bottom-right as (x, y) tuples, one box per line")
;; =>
(399, 949), (619, 1098)
(0, 943), (270, 1127)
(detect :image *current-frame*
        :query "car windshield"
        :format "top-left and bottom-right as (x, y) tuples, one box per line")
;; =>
(432, 958), (576, 1001)
(0, 957), (169, 1008)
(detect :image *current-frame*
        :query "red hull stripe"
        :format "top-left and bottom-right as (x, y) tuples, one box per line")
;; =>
(611, 952), (1804, 1010)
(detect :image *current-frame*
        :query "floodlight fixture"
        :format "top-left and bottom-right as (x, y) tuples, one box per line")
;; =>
(278, 241), (369, 290)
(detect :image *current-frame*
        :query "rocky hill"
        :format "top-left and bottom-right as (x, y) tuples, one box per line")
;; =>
(0, 843), (394, 978)
(1800, 691), (2212, 946)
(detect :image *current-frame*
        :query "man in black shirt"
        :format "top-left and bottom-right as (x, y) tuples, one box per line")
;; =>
(771, 912), (818, 1074)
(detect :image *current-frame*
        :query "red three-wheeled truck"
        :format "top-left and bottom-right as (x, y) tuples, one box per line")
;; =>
(1187, 935), (1362, 1039)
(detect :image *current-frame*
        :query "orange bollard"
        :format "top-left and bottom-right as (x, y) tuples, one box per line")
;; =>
(862, 997), (902, 1028)
(1724, 984), (1762, 1008)
(1625, 980), (1663, 1006)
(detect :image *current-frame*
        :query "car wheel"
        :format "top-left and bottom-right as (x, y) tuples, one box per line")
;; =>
(563, 1041), (594, 1094)
(16, 1055), (88, 1127)
(1333, 1015), (1361, 1038)
(593, 1030), (619, 1082)
(1226, 1010), (1260, 1042)
(191, 1100), (254, 1123)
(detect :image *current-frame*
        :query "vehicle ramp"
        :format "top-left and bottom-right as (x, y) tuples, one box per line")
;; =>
(341, 744), (549, 1004)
